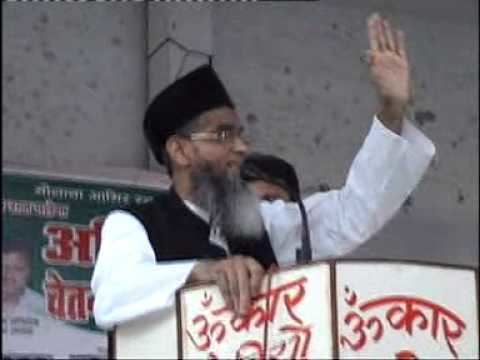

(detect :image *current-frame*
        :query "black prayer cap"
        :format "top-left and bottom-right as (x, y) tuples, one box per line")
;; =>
(144, 65), (235, 165)
(240, 153), (301, 201)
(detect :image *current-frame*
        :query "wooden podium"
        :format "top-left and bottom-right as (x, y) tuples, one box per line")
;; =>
(111, 260), (479, 359)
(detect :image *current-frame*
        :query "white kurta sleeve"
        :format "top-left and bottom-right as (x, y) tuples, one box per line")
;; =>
(261, 116), (436, 266)
(91, 210), (197, 330)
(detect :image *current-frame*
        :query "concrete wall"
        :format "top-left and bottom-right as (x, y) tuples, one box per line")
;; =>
(2, 2), (147, 171)
(3, 2), (478, 267)
(212, 0), (478, 267)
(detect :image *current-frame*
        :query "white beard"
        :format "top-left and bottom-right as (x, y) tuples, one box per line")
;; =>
(191, 163), (265, 244)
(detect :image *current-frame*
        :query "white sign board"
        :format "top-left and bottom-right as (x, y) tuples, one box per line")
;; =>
(114, 260), (479, 359)
(336, 261), (479, 359)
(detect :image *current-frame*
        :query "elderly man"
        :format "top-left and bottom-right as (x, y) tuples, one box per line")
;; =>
(91, 13), (435, 328)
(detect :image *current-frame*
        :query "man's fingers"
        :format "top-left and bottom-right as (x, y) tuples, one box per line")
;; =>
(367, 13), (380, 52)
(216, 272), (233, 310)
(235, 262), (251, 316)
(383, 19), (396, 52)
(214, 256), (266, 315)
(246, 258), (265, 297)
(368, 13), (407, 58)
(224, 267), (240, 313)
(395, 30), (407, 59)
(374, 15), (387, 51)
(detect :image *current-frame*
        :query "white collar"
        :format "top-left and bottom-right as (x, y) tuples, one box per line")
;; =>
(183, 200), (209, 224)
(184, 200), (230, 254)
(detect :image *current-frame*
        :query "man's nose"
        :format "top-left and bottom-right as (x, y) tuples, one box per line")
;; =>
(3, 272), (15, 282)
(233, 135), (250, 156)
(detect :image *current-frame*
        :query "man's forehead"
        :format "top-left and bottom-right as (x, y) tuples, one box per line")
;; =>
(197, 107), (242, 129)
(3, 251), (29, 262)
(258, 181), (289, 194)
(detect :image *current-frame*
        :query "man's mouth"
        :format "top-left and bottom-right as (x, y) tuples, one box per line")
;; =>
(227, 161), (241, 170)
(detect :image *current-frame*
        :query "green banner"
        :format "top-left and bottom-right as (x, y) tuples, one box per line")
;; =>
(2, 168), (165, 359)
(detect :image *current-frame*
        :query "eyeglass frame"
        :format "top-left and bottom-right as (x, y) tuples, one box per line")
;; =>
(176, 125), (249, 145)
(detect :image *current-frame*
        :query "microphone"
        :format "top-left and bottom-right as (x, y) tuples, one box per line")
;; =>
(293, 194), (312, 264)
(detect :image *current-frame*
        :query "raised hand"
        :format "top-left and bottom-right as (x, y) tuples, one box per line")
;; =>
(187, 255), (266, 316)
(367, 13), (411, 133)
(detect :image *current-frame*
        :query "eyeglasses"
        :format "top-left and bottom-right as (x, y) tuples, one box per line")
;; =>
(179, 126), (249, 145)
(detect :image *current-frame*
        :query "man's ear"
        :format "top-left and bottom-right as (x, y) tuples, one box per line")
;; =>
(165, 135), (192, 168)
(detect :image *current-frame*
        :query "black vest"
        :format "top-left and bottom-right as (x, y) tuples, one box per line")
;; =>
(124, 188), (277, 270)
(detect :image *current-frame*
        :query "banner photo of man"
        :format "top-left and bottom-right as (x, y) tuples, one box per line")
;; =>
(2, 170), (164, 359)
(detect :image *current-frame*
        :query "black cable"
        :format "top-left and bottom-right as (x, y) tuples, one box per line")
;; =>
(295, 198), (312, 264)
(147, 36), (213, 80)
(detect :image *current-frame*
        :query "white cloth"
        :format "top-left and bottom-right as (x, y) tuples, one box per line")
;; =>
(184, 199), (230, 254)
(2, 288), (45, 318)
(91, 116), (435, 330)
(2, 288), (107, 358)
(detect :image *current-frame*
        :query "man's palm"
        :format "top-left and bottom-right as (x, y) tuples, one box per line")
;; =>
(367, 13), (411, 108)
(370, 50), (410, 105)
